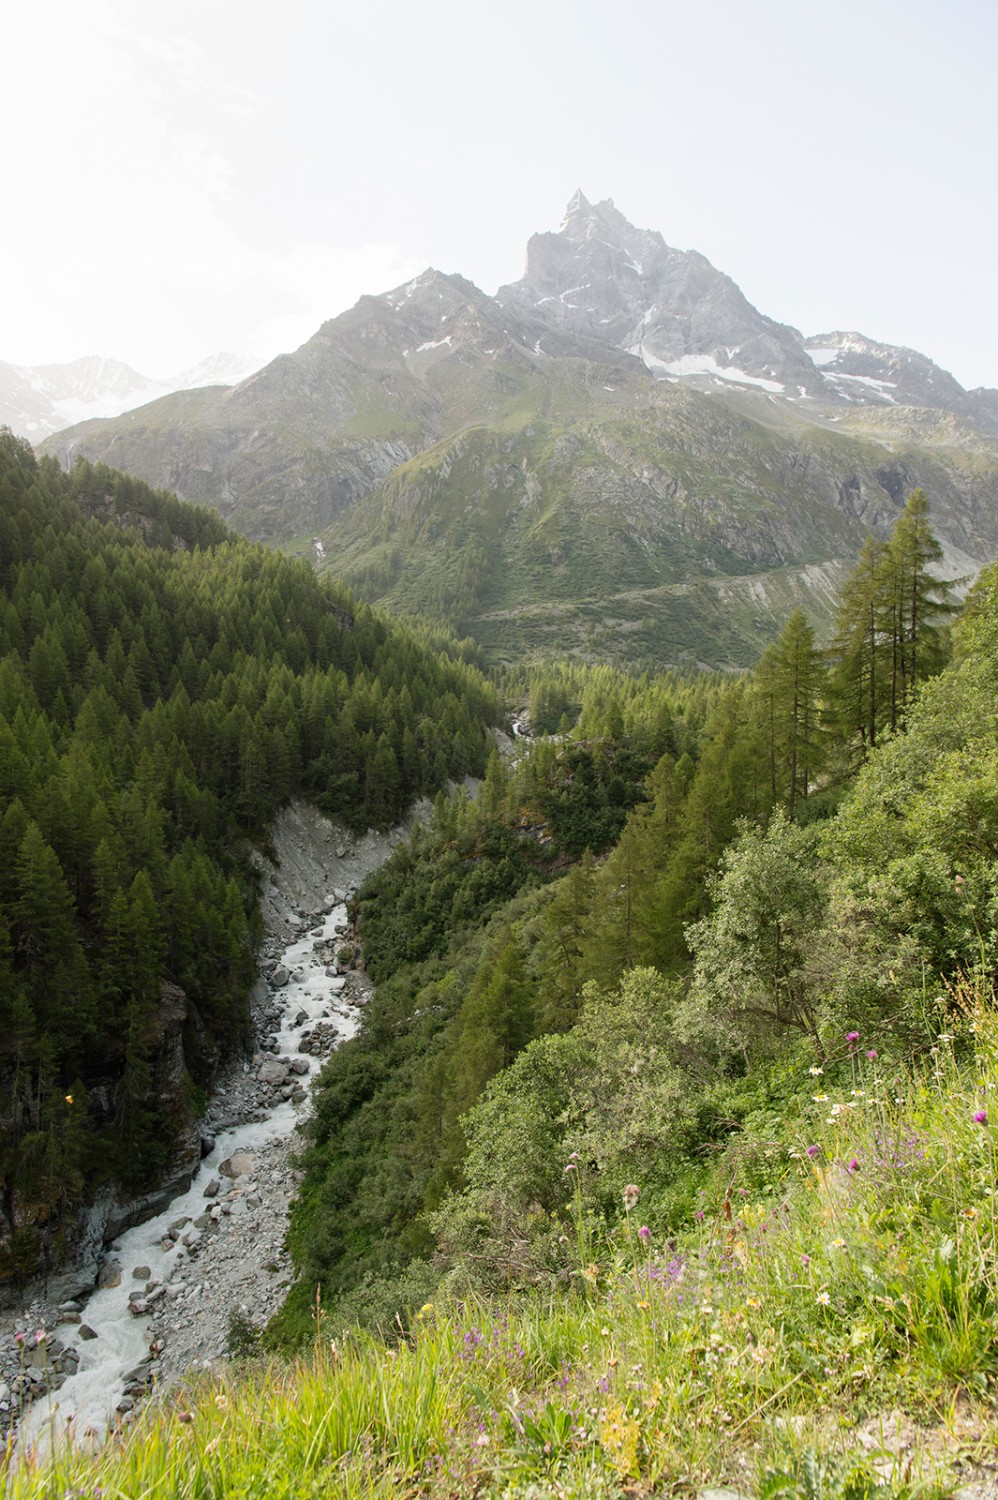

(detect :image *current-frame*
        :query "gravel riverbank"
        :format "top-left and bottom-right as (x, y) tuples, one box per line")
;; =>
(2, 800), (421, 1445)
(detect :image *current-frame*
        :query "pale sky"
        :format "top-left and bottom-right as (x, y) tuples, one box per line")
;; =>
(5, 0), (997, 388)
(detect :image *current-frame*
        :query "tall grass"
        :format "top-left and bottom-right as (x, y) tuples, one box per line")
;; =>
(8, 997), (997, 1497)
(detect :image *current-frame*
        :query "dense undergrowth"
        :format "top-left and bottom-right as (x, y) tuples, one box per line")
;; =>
(8, 996), (998, 1495)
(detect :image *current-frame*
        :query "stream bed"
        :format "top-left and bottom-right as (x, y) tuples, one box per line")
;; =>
(17, 893), (363, 1451)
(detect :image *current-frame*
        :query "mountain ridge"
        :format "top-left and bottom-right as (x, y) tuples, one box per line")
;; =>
(35, 194), (998, 667)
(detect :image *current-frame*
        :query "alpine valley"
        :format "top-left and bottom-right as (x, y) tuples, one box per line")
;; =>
(39, 192), (998, 668)
(8, 194), (998, 1498)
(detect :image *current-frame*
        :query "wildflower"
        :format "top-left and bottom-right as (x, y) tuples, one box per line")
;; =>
(636, 1300), (650, 1310)
(417, 1303), (434, 1319)
(830, 1238), (846, 1250)
(813, 1093), (828, 1103)
(14, 1331), (24, 1345)
(806, 1145), (821, 1159)
(809, 1066), (824, 1076)
(846, 1030), (859, 1044)
(65, 1094), (74, 1105)
(816, 1291), (831, 1306)
(801, 1254), (811, 1267)
(695, 1209), (705, 1222)
(34, 1329), (45, 1344)
(974, 1110), (988, 1125)
(567, 1151), (580, 1161)
(745, 1296), (761, 1309)
(564, 1163), (577, 1173)
(866, 1049), (878, 1060)
(475, 1433), (491, 1447)
(847, 1158), (861, 1173)
(623, 1183), (640, 1212)
(963, 1207), (978, 1220)
(637, 1225), (651, 1241)
(582, 1264), (599, 1283)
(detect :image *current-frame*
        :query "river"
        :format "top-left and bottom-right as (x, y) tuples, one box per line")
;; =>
(18, 891), (360, 1451)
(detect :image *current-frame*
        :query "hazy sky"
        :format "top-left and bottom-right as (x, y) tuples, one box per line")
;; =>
(6, 0), (997, 386)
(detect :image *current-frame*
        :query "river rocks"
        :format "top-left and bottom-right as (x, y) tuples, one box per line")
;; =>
(297, 1020), (340, 1056)
(269, 964), (289, 988)
(257, 1058), (288, 1086)
(203, 1178), (220, 1199)
(79, 1324), (97, 1340)
(98, 1257), (122, 1288)
(220, 1152), (257, 1179)
(289, 1057), (310, 1076)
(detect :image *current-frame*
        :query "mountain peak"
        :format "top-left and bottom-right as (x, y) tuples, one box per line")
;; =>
(561, 188), (594, 227)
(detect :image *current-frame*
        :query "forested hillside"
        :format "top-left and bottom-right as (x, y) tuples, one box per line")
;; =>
(0, 429), (500, 1285)
(276, 488), (974, 1340)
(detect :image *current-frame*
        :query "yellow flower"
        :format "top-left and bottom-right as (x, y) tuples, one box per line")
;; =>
(64, 1094), (74, 1105)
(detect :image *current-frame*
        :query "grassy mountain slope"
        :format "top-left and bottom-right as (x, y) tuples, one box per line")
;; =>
(321, 379), (993, 667)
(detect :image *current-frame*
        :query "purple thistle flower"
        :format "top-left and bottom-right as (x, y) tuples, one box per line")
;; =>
(806, 1144), (821, 1159)
(866, 1049), (878, 1060)
(846, 1030), (860, 1044)
(638, 1225), (651, 1241)
(847, 1158), (860, 1173)
(974, 1110), (988, 1125)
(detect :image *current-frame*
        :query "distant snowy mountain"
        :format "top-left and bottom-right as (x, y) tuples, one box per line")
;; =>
(0, 352), (264, 441)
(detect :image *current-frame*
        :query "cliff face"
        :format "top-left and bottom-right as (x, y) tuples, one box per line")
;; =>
(0, 981), (203, 1303)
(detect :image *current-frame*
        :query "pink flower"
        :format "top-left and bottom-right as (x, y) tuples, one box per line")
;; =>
(845, 1030), (859, 1044)
(847, 1158), (861, 1173)
(638, 1225), (651, 1241)
(564, 1163), (577, 1173)
(806, 1144), (821, 1159)
(974, 1110), (988, 1125)
(695, 1209), (705, 1222)
(866, 1049), (878, 1060)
